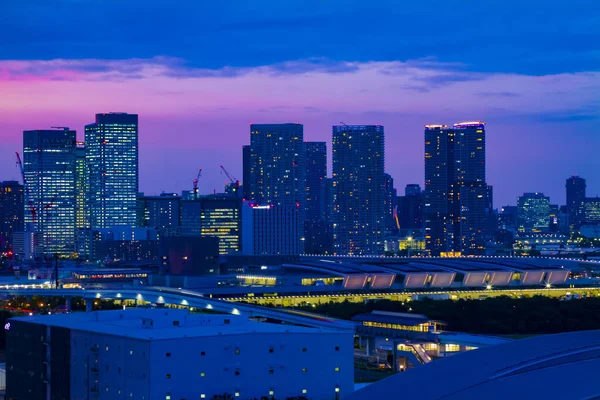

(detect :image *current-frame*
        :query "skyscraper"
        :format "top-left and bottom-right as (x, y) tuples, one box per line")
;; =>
(242, 144), (251, 199)
(398, 184), (423, 230)
(517, 192), (551, 231)
(304, 141), (327, 254)
(0, 181), (24, 252)
(85, 113), (138, 229)
(138, 193), (181, 236)
(424, 122), (487, 256)
(332, 124), (385, 255)
(242, 202), (300, 255)
(23, 128), (77, 256)
(383, 173), (397, 233)
(248, 124), (305, 253)
(566, 176), (586, 228)
(75, 142), (88, 230)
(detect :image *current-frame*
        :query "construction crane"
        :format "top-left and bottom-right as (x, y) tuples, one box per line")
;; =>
(192, 168), (202, 199)
(219, 165), (240, 193)
(15, 152), (36, 222)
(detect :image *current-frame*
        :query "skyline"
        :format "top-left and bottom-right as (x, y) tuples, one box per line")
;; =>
(1, 0), (599, 206)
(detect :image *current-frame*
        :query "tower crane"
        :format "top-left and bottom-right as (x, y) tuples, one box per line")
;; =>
(219, 165), (240, 193)
(192, 168), (202, 199)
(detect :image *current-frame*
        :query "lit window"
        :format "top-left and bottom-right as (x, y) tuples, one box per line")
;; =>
(302, 368), (307, 373)
(335, 388), (340, 393)
(130, 350), (133, 355)
(166, 396), (170, 400)
(302, 389), (307, 394)
(105, 346), (109, 351)
(234, 392), (240, 397)
(235, 348), (240, 355)
(269, 391), (274, 396)
(335, 367), (340, 372)
(201, 395), (205, 399)
(201, 372), (205, 377)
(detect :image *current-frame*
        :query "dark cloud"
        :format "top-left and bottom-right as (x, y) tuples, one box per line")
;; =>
(0, 1), (597, 75)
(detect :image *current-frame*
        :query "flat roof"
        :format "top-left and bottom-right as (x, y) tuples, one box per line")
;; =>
(11, 309), (334, 340)
(352, 311), (442, 326)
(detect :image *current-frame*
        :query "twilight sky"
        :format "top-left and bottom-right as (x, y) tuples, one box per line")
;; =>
(0, 0), (599, 206)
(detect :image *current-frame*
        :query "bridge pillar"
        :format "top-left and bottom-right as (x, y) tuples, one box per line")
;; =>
(392, 341), (398, 372)
(65, 298), (71, 312)
(85, 300), (93, 313)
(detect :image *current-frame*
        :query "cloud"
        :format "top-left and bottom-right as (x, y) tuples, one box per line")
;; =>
(477, 91), (522, 98)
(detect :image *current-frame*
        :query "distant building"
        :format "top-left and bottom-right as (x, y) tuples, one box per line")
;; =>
(242, 144), (251, 199)
(248, 123), (305, 252)
(0, 181), (24, 252)
(566, 176), (586, 228)
(86, 112), (138, 229)
(160, 236), (220, 275)
(77, 226), (160, 263)
(397, 184), (424, 230)
(6, 308), (352, 400)
(242, 203), (300, 255)
(180, 195), (242, 254)
(498, 205), (518, 231)
(305, 141), (328, 254)
(23, 128), (77, 256)
(584, 197), (600, 225)
(332, 125), (385, 255)
(137, 193), (181, 236)
(517, 193), (550, 232)
(75, 142), (88, 230)
(424, 122), (488, 255)
(383, 173), (397, 233)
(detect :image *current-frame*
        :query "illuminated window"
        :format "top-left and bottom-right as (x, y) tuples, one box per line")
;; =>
(302, 368), (307, 373)
(302, 389), (307, 394)
(235, 348), (240, 355)
(335, 367), (340, 372)
(200, 372), (205, 377)
(335, 388), (340, 393)
(234, 392), (240, 397)
(201, 395), (205, 399)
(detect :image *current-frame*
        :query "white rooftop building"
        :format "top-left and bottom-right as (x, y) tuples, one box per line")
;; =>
(6, 308), (353, 400)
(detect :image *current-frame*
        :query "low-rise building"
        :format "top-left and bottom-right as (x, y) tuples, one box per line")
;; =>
(6, 308), (353, 400)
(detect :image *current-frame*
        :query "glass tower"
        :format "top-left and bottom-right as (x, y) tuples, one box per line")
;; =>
(23, 128), (77, 256)
(332, 125), (385, 255)
(0, 181), (24, 252)
(566, 176), (586, 228)
(424, 122), (487, 256)
(304, 142), (328, 254)
(75, 142), (88, 230)
(248, 124), (305, 253)
(85, 113), (139, 229)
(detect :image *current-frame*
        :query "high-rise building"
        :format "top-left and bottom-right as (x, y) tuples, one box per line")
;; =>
(424, 122), (487, 255)
(137, 193), (181, 236)
(23, 128), (77, 256)
(304, 142), (328, 254)
(517, 192), (550, 232)
(0, 181), (24, 252)
(397, 184), (423, 230)
(75, 142), (88, 230)
(242, 203), (300, 255)
(180, 195), (242, 254)
(332, 125), (385, 255)
(85, 113), (138, 229)
(566, 176), (586, 228)
(248, 124), (305, 253)
(242, 144), (251, 199)
(383, 173), (397, 233)
(583, 197), (600, 225)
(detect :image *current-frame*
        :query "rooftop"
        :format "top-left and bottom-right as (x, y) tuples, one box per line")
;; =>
(11, 309), (332, 340)
(352, 311), (442, 326)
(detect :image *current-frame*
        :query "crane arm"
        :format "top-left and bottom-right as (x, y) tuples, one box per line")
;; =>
(220, 165), (237, 183)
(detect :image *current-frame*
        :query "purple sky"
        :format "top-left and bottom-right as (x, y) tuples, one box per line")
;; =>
(1, 1), (599, 206)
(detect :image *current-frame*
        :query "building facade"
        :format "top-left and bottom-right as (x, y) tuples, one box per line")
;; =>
(23, 128), (77, 256)
(137, 193), (181, 236)
(424, 122), (487, 256)
(517, 192), (550, 232)
(75, 142), (88, 231)
(332, 125), (385, 255)
(566, 176), (586, 228)
(0, 181), (24, 253)
(398, 184), (423, 230)
(584, 197), (600, 225)
(6, 309), (353, 400)
(85, 113), (139, 229)
(242, 203), (300, 255)
(242, 144), (251, 200)
(248, 124), (305, 253)
(304, 141), (328, 254)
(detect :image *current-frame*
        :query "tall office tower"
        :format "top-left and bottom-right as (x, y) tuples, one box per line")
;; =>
(583, 197), (600, 225)
(0, 181), (24, 252)
(23, 128), (77, 256)
(304, 142), (327, 254)
(85, 113), (138, 229)
(242, 144), (251, 199)
(383, 173), (397, 233)
(74, 142), (88, 230)
(424, 122), (487, 256)
(517, 192), (551, 232)
(138, 193), (181, 236)
(332, 125), (385, 255)
(566, 176), (586, 228)
(249, 124), (305, 253)
(398, 184), (424, 230)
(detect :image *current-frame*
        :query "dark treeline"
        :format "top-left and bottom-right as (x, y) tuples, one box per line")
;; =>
(294, 296), (600, 335)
